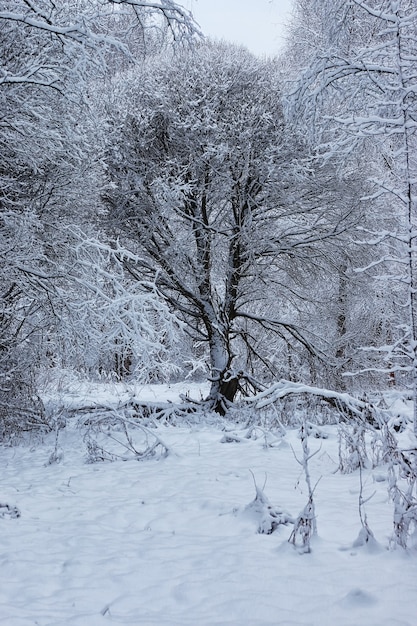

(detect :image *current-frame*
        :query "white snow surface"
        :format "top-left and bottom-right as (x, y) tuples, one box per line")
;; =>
(1, 382), (416, 625)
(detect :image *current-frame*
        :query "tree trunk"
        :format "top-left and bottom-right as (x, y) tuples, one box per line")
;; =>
(206, 325), (238, 414)
(335, 263), (348, 391)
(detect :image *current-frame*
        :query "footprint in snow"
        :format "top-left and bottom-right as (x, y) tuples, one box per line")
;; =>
(0, 503), (21, 519)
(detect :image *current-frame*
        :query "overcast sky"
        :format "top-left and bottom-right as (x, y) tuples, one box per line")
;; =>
(185, 0), (294, 57)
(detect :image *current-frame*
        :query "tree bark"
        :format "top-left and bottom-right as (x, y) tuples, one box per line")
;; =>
(205, 324), (239, 414)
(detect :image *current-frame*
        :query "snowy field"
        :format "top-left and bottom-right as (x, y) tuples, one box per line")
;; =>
(1, 382), (416, 625)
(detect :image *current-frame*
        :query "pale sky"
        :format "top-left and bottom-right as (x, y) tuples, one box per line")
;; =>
(185, 0), (294, 57)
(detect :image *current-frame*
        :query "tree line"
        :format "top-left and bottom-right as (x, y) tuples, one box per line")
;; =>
(1, 0), (416, 438)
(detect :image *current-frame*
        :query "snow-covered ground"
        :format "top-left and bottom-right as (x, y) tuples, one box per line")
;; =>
(1, 382), (416, 625)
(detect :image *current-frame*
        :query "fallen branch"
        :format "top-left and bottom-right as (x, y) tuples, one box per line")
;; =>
(70, 398), (198, 425)
(246, 380), (387, 426)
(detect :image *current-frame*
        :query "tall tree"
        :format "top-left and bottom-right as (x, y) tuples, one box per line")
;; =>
(0, 0), (198, 437)
(104, 42), (356, 413)
(286, 0), (417, 432)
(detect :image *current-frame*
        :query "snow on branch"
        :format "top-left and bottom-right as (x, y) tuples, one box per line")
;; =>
(246, 380), (386, 426)
(0, 1), (198, 44)
(351, 0), (413, 24)
(54, 232), (185, 382)
(0, 11), (116, 46)
(108, 0), (199, 36)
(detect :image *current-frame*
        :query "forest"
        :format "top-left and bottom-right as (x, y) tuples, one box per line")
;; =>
(1, 1), (417, 623)
(3, 0), (417, 427)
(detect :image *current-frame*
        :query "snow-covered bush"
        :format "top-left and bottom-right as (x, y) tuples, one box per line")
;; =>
(338, 424), (370, 474)
(388, 447), (417, 550)
(80, 409), (170, 463)
(289, 422), (319, 552)
(243, 480), (294, 535)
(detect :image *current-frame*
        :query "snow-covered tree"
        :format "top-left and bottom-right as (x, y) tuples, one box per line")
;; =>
(44, 232), (185, 382)
(103, 41), (358, 412)
(285, 0), (417, 425)
(0, 0), (198, 437)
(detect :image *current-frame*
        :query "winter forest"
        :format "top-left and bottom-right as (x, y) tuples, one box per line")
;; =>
(1, 1), (417, 624)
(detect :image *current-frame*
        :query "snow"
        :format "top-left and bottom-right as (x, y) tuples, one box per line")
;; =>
(41, 379), (210, 412)
(1, 383), (416, 625)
